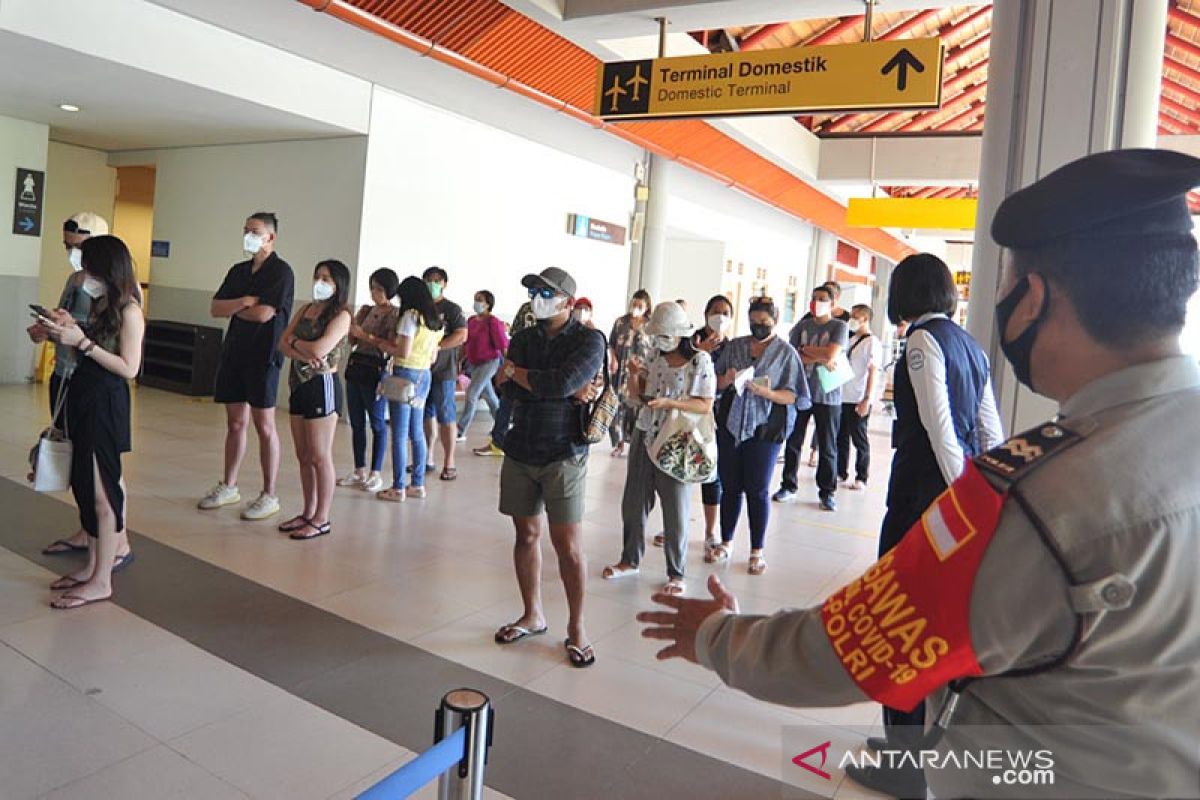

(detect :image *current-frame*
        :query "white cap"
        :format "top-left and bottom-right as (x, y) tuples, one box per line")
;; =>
(646, 301), (692, 337)
(64, 211), (109, 236)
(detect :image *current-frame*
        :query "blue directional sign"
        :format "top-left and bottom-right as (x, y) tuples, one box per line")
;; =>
(12, 168), (44, 237)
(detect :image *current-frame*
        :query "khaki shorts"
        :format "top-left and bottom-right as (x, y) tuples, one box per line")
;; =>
(499, 453), (589, 525)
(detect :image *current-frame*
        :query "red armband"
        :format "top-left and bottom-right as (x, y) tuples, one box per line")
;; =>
(820, 462), (1005, 711)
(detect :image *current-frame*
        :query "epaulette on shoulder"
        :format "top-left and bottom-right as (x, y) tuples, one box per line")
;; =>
(974, 421), (1083, 485)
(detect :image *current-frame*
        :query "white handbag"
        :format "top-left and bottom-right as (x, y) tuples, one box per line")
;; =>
(648, 409), (718, 484)
(30, 384), (72, 493)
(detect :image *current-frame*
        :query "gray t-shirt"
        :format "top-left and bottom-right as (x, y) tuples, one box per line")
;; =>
(430, 297), (466, 382)
(788, 316), (849, 405)
(53, 274), (93, 378)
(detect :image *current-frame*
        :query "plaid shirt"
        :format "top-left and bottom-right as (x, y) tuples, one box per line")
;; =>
(502, 318), (606, 466)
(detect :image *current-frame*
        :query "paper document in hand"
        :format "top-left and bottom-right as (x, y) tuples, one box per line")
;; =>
(733, 366), (756, 394)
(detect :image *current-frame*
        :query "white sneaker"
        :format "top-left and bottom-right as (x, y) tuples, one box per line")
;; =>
(850, 480), (867, 491)
(241, 493), (281, 520)
(337, 471), (365, 487)
(361, 473), (384, 492)
(455, 431), (468, 443)
(198, 482), (240, 510)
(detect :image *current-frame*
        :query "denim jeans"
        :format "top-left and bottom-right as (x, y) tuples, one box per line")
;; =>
(345, 379), (388, 471)
(389, 367), (432, 489)
(458, 357), (501, 436)
(490, 394), (514, 447)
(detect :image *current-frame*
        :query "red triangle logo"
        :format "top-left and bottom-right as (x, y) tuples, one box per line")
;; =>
(792, 741), (833, 780)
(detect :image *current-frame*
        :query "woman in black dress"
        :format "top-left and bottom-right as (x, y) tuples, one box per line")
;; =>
(42, 235), (145, 609)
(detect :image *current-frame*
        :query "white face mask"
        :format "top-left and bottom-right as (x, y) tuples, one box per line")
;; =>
(81, 275), (106, 299)
(68, 247), (83, 272)
(629, 305), (645, 318)
(813, 300), (832, 318)
(707, 314), (730, 334)
(473, 301), (488, 315)
(312, 280), (335, 302)
(243, 232), (265, 256)
(848, 319), (861, 333)
(653, 334), (680, 352)
(532, 295), (564, 320)
(572, 309), (591, 323)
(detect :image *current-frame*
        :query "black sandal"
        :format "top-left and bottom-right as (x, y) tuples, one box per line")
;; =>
(289, 521), (331, 540)
(565, 639), (596, 668)
(278, 515), (310, 533)
(440, 467), (458, 481)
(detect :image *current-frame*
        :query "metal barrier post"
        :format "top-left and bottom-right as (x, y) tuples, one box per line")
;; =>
(436, 689), (492, 800)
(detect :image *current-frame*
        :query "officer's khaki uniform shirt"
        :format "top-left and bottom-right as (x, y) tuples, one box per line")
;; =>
(696, 355), (1200, 798)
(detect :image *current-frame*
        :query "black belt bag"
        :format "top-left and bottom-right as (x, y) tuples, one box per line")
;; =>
(344, 351), (389, 386)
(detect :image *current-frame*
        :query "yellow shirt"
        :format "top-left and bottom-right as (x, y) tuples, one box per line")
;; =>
(394, 309), (443, 369)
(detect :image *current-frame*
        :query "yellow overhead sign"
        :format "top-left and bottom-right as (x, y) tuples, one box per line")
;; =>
(595, 37), (944, 121)
(846, 197), (978, 230)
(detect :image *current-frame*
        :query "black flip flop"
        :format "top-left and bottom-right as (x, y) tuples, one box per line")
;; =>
(289, 522), (331, 541)
(42, 539), (88, 556)
(564, 640), (596, 668)
(494, 623), (548, 645)
(112, 552), (136, 573)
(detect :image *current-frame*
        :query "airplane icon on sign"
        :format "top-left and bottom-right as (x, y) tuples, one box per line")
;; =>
(604, 74), (627, 112)
(625, 64), (649, 101)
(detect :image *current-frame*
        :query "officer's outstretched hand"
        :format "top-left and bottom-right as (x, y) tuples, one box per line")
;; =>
(638, 575), (739, 664)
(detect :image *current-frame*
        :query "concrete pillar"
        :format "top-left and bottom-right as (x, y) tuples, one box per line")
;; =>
(966, 0), (1167, 433)
(0, 114), (50, 384)
(633, 153), (670, 301)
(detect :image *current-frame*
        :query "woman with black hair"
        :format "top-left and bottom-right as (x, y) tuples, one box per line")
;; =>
(277, 260), (353, 540)
(706, 296), (805, 576)
(688, 293), (734, 553)
(340, 267), (400, 493)
(459, 289), (509, 441)
(603, 302), (716, 595)
(375, 277), (444, 502)
(40, 235), (145, 609)
(870, 253), (1003, 759)
(608, 288), (653, 457)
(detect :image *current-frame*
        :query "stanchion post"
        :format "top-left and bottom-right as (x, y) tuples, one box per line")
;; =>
(436, 689), (493, 800)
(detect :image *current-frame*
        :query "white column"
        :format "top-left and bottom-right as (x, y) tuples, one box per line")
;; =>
(635, 153), (670, 301)
(966, 0), (1167, 433)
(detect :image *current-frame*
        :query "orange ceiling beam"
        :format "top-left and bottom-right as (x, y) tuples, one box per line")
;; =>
(740, 22), (789, 49)
(879, 9), (944, 40)
(299, 0), (915, 262)
(1168, 4), (1199, 28)
(805, 15), (867, 46)
(1167, 32), (1200, 62)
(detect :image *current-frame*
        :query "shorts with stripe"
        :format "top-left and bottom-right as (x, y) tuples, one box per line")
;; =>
(289, 373), (340, 420)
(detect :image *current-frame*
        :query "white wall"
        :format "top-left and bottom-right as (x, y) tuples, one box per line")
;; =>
(0, 114), (49, 382)
(661, 239), (725, 329)
(359, 87), (636, 332)
(39, 141), (116, 307)
(0, 114), (48, 279)
(110, 137), (368, 326)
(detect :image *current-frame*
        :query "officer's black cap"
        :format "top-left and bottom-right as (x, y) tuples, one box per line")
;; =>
(992, 148), (1200, 249)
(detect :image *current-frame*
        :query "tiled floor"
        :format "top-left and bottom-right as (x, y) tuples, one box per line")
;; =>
(0, 382), (893, 799)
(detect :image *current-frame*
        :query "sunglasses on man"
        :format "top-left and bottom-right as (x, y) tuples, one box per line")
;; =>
(527, 287), (561, 300)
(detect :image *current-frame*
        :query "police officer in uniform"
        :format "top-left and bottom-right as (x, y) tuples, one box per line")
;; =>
(638, 149), (1200, 799)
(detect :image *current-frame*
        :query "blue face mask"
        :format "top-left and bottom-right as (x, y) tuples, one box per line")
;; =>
(426, 281), (443, 300)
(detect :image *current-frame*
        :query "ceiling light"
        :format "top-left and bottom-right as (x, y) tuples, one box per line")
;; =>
(58, 103), (80, 112)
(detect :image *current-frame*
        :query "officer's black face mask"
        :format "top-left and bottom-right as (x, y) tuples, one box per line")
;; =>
(750, 322), (774, 341)
(994, 274), (1049, 391)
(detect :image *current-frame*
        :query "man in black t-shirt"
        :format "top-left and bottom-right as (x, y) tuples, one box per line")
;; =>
(422, 266), (468, 480)
(198, 212), (294, 521)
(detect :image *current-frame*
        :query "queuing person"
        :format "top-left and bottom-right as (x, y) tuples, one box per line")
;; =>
(199, 212), (294, 521)
(823, 280), (852, 322)
(339, 268), (400, 493)
(686, 294), (734, 553)
(376, 277), (444, 502)
(571, 296), (595, 328)
(603, 302), (716, 595)
(775, 285), (849, 511)
(856, 253), (1003, 784)
(458, 290), (508, 440)
(39, 235), (144, 608)
(32, 213), (132, 569)
(639, 148), (1200, 800)
(421, 267), (467, 478)
(609, 289), (653, 457)
(473, 300), (536, 457)
(494, 267), (605, 668)
(706, 297), (805, 575)
(836, 304), (882, 490)
(274, 261), (352, 540)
